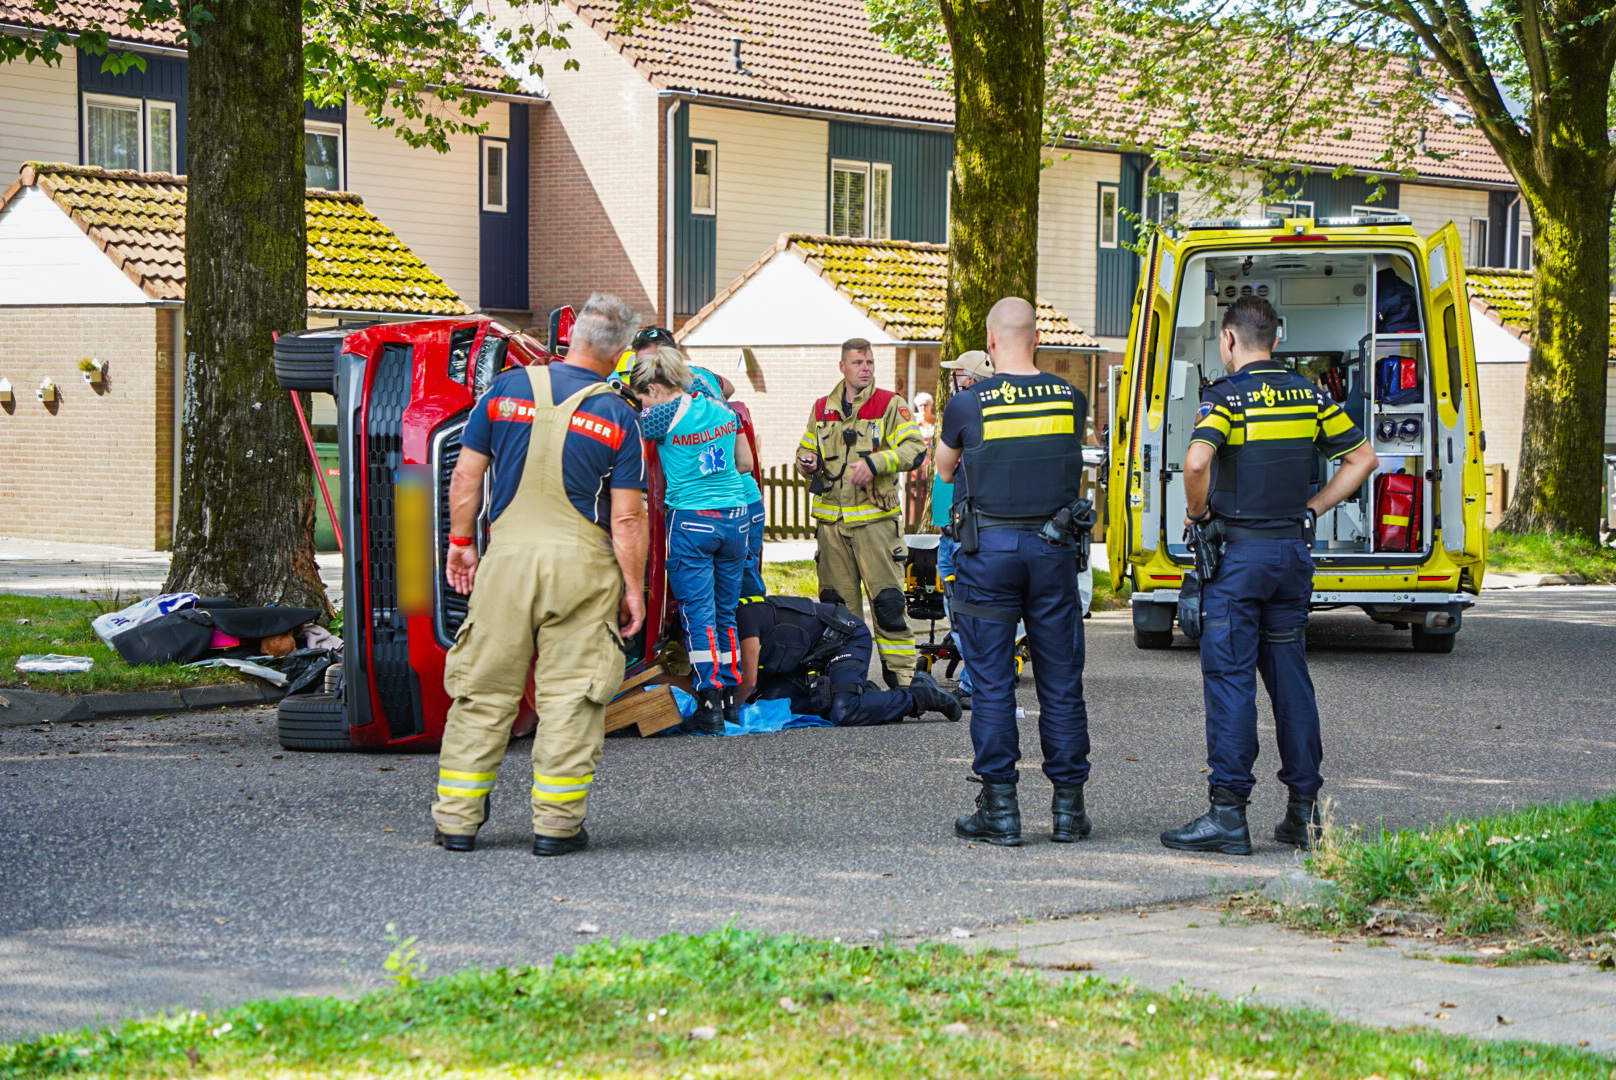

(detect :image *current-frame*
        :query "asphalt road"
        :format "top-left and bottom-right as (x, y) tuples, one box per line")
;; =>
(3, 585), (1613, 1041)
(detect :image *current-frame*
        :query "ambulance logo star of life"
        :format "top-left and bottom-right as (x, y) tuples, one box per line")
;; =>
(569, 411), (626, 450)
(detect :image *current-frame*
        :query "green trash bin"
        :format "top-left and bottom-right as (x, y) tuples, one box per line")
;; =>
(313, 443), (342, 552)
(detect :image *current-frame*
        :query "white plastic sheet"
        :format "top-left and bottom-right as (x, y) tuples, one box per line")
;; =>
(91, 593), (200, 645)
(15, 654), (94, 673)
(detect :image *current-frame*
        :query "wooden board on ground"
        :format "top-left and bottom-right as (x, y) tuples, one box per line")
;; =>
(605, 665), (684, 737)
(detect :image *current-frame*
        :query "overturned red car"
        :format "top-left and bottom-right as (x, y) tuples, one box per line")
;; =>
(271, 311), (759, 751)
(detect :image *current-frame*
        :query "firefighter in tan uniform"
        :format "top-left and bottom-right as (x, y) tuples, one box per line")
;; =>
(432, 294), (649, 857)
(796, 338), (928, 686)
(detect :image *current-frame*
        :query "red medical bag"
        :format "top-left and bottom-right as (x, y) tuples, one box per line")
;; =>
(1374, 472), (1422, 552)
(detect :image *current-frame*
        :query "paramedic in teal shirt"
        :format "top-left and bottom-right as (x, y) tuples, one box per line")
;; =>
(633, 345), (754, 736)
(932, 349), (992, 709)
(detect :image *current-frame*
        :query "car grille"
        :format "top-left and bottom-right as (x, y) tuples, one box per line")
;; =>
(365, 344), (423, 738)
(435, 423), (469, 642)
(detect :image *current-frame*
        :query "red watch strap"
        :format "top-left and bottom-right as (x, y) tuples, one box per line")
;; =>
(447, 535), (473, 547)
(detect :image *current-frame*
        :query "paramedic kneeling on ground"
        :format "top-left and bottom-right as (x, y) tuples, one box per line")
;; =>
(734, 598), (961, 725)
(433, 292), (648, 858)
(935, 297), (1092, 848)
(1161, 295), (1378, 856)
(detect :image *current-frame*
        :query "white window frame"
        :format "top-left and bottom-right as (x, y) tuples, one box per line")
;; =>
(481, 138), (508, 212)
(1519, 219), (1534, 272)
(690, 141), (717, 216)
(1098, 183), (1120, 249)
(869, 161), (892, 240)
(1469, 217), (1489, 267)
(1264, 198), (1315, 220)
(145, 100), (177, 173)
(1350, 203), (1394, 217)
(82, 92), (144, 171)
(304, 120), (345, 191)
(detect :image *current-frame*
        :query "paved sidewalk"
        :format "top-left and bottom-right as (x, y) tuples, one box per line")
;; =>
(958, 904), (1616, 1052)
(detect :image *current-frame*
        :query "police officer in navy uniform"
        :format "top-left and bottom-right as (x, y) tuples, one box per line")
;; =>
(1161, 296), (1378, 855)
(935, 297), (1092, 847)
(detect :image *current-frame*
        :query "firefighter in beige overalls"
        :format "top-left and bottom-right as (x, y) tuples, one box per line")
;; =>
(433, 302), (647, 857)
(796, 339), (928, 686)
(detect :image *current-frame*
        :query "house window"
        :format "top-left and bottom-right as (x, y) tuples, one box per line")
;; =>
(1469, 218), (1489, 266)
(1519, 219), (1534, 272)
(1264, 199), (1315, 219)
(691, 142), (716, 215)
(830, 159), (891, 239)
(482, 139), (508, 212)
(305, 121), (343, 190)
(1098, 183), (1119, 248)
(84, 94), (179, 172)
(1151, 190), (1179, 225)
(147, 101), (176, 173)
(84, 94), (143, 170)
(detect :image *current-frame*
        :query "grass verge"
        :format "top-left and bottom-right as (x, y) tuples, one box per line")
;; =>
(0, 594), (244, 694)
(761, 561), (1129, 612)
(3, 928), (1604, 1079)
(1488, 530), (1616, 583)
(1247, 797), (1616, 966)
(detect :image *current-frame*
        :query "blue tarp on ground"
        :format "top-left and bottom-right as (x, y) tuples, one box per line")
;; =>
(663, 685), (832, 736)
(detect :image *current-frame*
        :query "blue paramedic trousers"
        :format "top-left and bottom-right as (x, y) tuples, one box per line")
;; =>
(757, 621), (913, 726)
(954, 529), (1090, 786)
(668, 506), (748, 692)
(936, 534), (975, 695)
(1198, 538), (1323, 798)
(742, 498), (767, 601)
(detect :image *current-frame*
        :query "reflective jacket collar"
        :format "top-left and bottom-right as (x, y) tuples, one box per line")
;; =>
(833, 379), (877, 415)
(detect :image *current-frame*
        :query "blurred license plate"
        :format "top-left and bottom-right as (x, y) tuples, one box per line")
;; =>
(395, 471), (433, 616)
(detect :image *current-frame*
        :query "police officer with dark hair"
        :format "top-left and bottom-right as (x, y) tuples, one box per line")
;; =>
(735, 598), (961, 725)
(1161, 295), (1378, 855)
(934, 297), (1093, 847)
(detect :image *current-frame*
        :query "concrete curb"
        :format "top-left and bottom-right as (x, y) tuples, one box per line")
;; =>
(0, 683), (283, 726)
(1483, 572), (1590, 589)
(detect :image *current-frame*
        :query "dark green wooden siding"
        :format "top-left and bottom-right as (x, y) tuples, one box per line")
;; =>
(827, 121), (953, 244)
(1094, 153), (1147, 338)
(674, 103), (717, 318)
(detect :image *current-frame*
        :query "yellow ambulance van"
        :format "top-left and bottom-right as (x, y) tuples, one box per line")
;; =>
(1107, 215), (1487, 653)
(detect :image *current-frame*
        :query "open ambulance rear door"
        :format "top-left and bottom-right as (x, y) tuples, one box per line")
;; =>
(1423, 222), (1488, 589)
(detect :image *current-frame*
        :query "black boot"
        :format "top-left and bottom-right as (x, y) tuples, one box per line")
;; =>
(955, 777), (1023, 846)
(721, 686), (740, 730)
(1051, 784), (1092, 843)
(1160, 786), (1253, 855)
(684, 689), (725, 735)
(532, 826), (589, 857)
(433, 792), (490, 852)
(906, 672), (962, 721)
(1274, 791), (1321, 849)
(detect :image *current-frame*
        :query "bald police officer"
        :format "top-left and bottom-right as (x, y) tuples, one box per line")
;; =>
(1161, 296), (1378, 855)
(935, 298), (1093, 847)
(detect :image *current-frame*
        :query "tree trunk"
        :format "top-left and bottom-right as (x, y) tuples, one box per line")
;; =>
(935, 0), (1045, 410)
(166, 0), (328, 612)
(1498, 144), (1613, 538)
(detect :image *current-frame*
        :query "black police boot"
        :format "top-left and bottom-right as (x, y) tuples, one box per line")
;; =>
(720, 686), (741, 730)
(1050, 784), (1092, 843)
(952, 688), (973, 712)
(955, 777), (1023, 846)
(1274, 791), (1322, 849)
(684, 690), (725, 736)
(906, 672), (962, 721)
(1160, 786), (1253, 856)
(532, 826), (589, 857)
(433, 792), (489, 852)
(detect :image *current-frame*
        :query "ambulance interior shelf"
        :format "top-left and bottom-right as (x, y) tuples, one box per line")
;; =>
(1156, 247), (1434, 561)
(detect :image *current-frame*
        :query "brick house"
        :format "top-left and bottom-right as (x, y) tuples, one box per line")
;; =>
(0, 0), (542, 318)
(678, 234), (1099, 468)
(1464, 267), (1616, 511)
(0, 163), (466, 547)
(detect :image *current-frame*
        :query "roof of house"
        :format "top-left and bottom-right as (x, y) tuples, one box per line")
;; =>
(1466, 266), (1616, 360)
(4, 162), (468, 315)
(568, 0), (1512, 187)
(0, 0), (533, 97)
(679, 233), (1099, 348)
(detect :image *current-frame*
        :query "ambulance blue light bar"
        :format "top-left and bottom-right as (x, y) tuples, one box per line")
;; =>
(1316, 214), (1411, 226)
(1180, 217), (1284, 231)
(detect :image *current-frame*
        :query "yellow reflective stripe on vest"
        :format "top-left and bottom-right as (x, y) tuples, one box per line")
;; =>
(981, 400), (1070, 416)
(1244, 419), (1317, 441)
(983, 415), (1075, 440)
(812, 498), (898, 523)
(532, 773), (593, 803)
(437, 768), (496, 799)
(874, 636), (916, 655)
(1320, 408), (1356, 438)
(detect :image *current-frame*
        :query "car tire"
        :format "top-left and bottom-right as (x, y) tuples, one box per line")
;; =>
(1411, 626), (1456, 654)
(273, 327), (354, 394)
(1134, 628), (1174, 650)
(277, 692), (352, 750)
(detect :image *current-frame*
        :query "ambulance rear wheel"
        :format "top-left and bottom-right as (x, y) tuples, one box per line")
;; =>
(1134, 629), (1174, 650)
(1411, 626), (1456, 654)
(277, 692), (353, 750)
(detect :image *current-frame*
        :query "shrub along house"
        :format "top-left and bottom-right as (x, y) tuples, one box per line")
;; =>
(0, 162), (466, 548)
